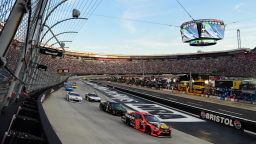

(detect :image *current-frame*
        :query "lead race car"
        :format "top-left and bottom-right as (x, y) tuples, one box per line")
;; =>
(121, 112), (172, 137)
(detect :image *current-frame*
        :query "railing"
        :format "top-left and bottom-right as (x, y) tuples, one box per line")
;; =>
(1, 80), (65, 144)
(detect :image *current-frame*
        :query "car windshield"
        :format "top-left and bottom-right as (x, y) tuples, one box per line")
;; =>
(144, 114), (160, 123)
(111, 103), (124, 109)
(89, 94), (98, 97)
(70, 93), (80, 96)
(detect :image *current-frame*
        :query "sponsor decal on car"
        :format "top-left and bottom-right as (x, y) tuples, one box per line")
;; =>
(200, 111), (242, 129)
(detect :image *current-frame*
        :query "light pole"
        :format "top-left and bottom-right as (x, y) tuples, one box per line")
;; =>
(49, 40), (72, 48)
(237, 29), (241, 49)
(40, 17), (88, 43)
(43, 31), (78, 47)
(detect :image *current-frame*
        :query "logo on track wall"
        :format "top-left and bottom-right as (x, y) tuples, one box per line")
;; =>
(200, 111), (242, 129)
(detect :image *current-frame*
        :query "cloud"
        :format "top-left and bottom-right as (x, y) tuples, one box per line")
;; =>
(118, 0), (164, 34)
(121, 11), (137, 33)
(234, 3), (244, 10)
(233, 3), (253, 15)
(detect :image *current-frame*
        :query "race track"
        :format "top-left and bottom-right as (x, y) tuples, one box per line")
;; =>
(43, 80), (212, 144)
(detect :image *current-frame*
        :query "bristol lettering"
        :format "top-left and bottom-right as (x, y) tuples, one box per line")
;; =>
(201, 111), (241, 129)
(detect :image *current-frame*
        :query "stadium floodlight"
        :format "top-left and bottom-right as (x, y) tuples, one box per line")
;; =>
(72, 9), (80, 18)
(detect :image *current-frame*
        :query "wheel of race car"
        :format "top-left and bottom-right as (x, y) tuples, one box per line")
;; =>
(145, 126), (151, 135)
(126, 119), (130, 126)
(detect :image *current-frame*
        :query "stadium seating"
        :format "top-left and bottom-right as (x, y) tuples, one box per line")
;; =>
(37, 50), (256, 77)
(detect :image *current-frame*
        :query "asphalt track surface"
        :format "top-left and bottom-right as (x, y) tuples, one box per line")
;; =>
(43, 80), (212, 144)
(103, 82), (256, 121)
(89, 81), (256, 144)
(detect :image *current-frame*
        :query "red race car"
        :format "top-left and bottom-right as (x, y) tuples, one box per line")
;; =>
(121, 112), (172, 137)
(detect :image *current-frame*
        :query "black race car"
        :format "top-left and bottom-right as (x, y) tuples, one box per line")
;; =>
(99, 101), (127, 116)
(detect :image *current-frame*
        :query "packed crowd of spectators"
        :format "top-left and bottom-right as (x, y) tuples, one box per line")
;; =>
(3, 44), (256, 78)
(39, 50), (256, 77)
(2, 45), (256, 104)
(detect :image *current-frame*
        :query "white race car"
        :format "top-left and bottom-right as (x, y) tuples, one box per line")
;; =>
(66, 92), (82, 102)
(85, 93), (101, 102)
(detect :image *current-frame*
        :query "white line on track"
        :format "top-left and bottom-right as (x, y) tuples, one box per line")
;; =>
(218, 109), (243, 116)
(187, 102), (203, 106)
(113, 88), (203, 119)
(110, 84), (256, 123)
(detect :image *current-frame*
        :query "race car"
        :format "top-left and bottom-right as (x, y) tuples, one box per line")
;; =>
(72, 83), (78, 89)
(65, 86), (73, 91)
(66, 92), (82, 102)
(121, 112), (172, 137)
(85, 93), (101, 102)
(99, 101), (127, 116)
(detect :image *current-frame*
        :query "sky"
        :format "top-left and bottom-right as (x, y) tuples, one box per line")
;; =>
(49, 0), (256, 55)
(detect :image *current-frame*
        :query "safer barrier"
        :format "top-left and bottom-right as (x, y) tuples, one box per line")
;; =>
(101, 82), (256, 134)
(1, 83), (64, 144)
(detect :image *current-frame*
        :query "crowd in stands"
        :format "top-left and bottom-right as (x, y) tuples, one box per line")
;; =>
(2, 45), (256, 105)
(39, 50), (256, 77)
(3, 44), (256, 78)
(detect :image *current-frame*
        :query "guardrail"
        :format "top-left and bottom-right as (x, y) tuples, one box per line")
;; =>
(96, 81), (256, 134)
(1, 83), (65, 144)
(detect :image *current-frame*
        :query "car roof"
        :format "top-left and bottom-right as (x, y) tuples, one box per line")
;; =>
(108, 101), (119, 104)
(135, 111), (149, 115)
(69, 92), (79, 95)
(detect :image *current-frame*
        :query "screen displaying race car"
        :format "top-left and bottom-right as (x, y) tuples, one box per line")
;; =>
(85, 93), (101, 102)
(121, 112), (172, 137)
(180, 21), (199, 42)
(99, 101), (127, 116)
(180, 19), (225, 43)
(66, 92), (82, 102)
(200, 19), (225, 39)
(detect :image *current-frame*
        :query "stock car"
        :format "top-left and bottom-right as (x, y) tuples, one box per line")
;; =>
(66, 92), (83, 102)
(99, 101), (127, 116)
(72, 83), (78, 89)
(85, 93), (101, 102)
(121, 112), (172, 137)
(65, 86), (73, 91)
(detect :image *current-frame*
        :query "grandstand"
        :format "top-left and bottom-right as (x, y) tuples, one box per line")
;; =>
(36, 48), (256, 77)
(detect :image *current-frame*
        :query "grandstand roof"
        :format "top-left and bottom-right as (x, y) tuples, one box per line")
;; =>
(63, 48), (251, 60)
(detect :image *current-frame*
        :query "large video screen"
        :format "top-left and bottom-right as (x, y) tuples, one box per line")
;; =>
(180, 21), (199, 43)
(180, 19), (225, 43)
(200, 19), (225, 39)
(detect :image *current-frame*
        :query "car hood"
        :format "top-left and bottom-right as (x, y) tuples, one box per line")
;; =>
(149, 122), (169, 129)
(89, 96), (101, 100)
(70, 96), (82, 99)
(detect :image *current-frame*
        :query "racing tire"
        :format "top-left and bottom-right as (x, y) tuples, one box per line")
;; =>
(125, 119), (130, 126)
(112, 110), (116, 115)
(145, 126), (151, 135)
